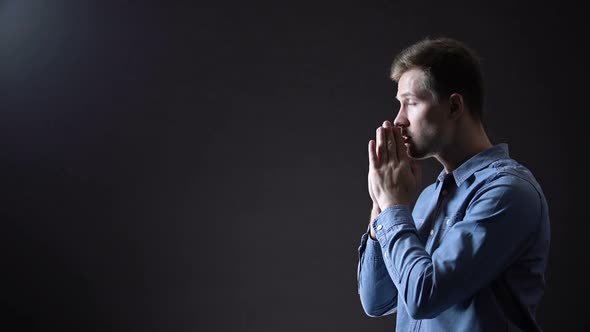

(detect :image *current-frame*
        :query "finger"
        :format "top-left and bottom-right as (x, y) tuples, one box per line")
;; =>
(392, 125), (407, 161)
(383, 121), (398, 164)
(376, 127), (388, 163)
(368, 140), (378, 168)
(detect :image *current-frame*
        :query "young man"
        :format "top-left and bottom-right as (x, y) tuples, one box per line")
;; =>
(357, 37), (550, 331)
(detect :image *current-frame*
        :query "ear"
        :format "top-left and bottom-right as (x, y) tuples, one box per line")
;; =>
(448, 93), (465, 120)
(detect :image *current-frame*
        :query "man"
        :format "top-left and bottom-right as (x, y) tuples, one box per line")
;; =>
(357, 37), (550, 331)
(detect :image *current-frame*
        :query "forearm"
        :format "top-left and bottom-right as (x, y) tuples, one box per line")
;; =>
(358, 233), (398, 316)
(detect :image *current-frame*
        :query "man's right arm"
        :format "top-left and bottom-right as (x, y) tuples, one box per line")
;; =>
(357, 205), (398, 317)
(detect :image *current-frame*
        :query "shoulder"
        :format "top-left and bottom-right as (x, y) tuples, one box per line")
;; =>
(486, 158), (545, 198)
(470, 158), (546, 220)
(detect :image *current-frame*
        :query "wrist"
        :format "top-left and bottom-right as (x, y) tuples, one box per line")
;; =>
(380, 200), (409, 211)
(372, 203), (381, 212)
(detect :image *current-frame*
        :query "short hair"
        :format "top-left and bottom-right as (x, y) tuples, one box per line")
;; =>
(391, 37), (484, 120)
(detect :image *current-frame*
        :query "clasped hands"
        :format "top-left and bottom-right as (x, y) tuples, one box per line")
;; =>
(368, 120), (420, 212)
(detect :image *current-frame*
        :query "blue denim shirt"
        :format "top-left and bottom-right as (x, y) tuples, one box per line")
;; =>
(357, 144), (550, 331)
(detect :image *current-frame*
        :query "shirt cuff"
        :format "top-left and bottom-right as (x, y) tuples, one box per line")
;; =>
(372, 205), (414, 244)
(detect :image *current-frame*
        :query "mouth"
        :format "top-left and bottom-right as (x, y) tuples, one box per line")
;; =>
(402, 135), (411, 144)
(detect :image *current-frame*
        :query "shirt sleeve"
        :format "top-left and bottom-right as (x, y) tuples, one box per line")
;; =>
(357, 224), (398, 317)
(372, 173), (542, 319)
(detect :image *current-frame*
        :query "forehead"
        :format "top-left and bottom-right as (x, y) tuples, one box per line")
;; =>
(396, 68), (429, 98)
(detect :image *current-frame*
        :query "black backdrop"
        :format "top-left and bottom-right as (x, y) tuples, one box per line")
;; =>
(2, 1), (587, 331)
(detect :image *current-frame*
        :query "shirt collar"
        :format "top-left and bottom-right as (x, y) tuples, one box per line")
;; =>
(436, 143), (510, 187)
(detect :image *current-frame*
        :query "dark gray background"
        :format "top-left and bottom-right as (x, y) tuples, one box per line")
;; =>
(1, 1), (586, 331)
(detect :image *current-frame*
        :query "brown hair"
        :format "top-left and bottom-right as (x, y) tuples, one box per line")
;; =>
(391, 37), (484, 120)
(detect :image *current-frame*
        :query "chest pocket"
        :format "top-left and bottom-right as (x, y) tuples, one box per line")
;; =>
(429, 212), (465, 251)
(439, 212), (464, 237)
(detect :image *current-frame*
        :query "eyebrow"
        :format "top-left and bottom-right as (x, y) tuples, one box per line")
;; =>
(396, 92), (417, 100)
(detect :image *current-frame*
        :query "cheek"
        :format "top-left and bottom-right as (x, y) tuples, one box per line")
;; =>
(419, 125), (439, 141)
(417, 109), (444, 133)
(409, 112), (433, 134)
(412, 116), (442, 144)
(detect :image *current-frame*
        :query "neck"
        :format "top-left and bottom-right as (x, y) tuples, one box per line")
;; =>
(436, 120), (492, 173)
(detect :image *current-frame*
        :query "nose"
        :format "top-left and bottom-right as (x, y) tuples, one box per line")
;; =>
(393, 108), (409, 128)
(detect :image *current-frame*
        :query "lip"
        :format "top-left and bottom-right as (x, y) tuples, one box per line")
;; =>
(402, 135), (411, 144)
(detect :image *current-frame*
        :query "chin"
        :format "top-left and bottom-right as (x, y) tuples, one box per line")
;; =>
(406, 145), (429, 160)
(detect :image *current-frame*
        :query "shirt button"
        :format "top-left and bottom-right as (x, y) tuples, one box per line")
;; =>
(430, 229), (434, 236)
(446, 218), (451, 225)
(376, 224), (383, 230)
(384, 252), (388, 258)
